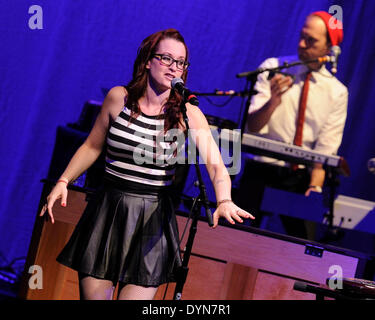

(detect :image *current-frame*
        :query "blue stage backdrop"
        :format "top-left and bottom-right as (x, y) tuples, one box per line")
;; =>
(0, 0), (374, 270)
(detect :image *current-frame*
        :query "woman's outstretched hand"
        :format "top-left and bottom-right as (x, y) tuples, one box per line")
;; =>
(39, 181), (68, 224)
(212, 200), (255, 229)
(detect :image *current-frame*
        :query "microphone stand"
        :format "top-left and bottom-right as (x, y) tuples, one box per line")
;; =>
(191, 90), (249, 97)
(236, 57), (328, 135)
(236, 56), (329, 79)
(320, 165), (344, 242)
(239, 74), (258, 138)
(173, 99), (214, 300)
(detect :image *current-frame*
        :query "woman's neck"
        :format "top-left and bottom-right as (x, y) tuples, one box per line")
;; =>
(139, 82), (170, 116)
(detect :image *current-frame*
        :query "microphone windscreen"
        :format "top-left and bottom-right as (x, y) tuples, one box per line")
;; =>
(331, 45), (341, 56)
(171, 77), (184, 89)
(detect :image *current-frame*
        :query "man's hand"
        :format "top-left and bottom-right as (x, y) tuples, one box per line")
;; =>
(247, 73), (294, 133)
(305, 185), (323, 196)
(269, 73), (294, 106)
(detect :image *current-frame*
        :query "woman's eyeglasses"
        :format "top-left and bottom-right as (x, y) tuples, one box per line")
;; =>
(153, 54), (190, 70)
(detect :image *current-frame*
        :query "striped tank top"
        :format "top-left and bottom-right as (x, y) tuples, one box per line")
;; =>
(105, 106), (184, 190)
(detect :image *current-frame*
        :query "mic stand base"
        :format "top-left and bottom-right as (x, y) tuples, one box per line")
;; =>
(320, 167), (342, 243)
(173, 196), (204, 300)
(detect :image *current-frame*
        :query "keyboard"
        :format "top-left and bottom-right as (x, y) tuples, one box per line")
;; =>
(214, 128), (349, 174)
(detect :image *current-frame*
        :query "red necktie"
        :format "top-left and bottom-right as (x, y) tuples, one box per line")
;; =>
(292, 72), (312, 169)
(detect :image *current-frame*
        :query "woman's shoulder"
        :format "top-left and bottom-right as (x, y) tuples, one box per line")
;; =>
(102, 86), (128, 119)
(106, 85), (128, 101)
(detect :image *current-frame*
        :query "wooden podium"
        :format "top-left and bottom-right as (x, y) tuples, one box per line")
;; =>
(18, 182), (371, 300)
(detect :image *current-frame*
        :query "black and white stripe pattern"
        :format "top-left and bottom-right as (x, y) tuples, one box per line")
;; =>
(105, 107), (184, 187)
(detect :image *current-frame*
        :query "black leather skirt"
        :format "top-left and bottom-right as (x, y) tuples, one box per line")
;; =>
(56, 180), (182, 286)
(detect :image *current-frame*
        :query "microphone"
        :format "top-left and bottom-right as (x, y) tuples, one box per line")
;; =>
(368, 158), (375, 175)
(171, 78), (199, 106)
(330, 45), (341, 74)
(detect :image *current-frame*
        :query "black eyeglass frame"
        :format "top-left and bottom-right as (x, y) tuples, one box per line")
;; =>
(152, 53), (190, 70)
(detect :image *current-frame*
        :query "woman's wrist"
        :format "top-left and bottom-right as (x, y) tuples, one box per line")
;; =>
(216, 199), (232, 208)
(57, 177), (69, 185)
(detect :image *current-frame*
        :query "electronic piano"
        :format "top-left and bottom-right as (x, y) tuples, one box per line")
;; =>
(212, 127), (349, 176)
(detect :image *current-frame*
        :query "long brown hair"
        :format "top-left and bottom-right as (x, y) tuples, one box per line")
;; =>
(125, 29), (189, 132)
